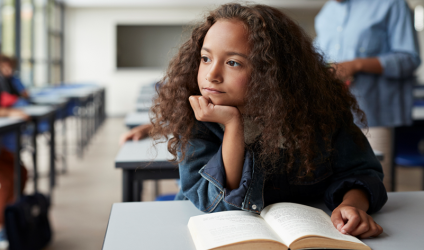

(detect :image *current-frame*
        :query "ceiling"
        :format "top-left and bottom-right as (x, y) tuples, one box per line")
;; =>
(61, 0), (328, 9)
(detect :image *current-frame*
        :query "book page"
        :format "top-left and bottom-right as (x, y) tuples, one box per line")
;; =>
(260, 203), (365, 247)
(188, 211), (283, 250)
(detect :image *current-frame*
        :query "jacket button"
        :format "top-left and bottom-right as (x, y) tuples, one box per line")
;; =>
(252, 204), (257, 209)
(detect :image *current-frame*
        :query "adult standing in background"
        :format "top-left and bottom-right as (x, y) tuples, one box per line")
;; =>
(315, 0), (421, 191)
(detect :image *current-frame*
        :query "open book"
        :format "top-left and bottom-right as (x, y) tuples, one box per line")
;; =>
(188, 202), (371, 250)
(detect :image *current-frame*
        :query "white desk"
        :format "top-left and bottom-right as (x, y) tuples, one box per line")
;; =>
(103, 191), (424, 250)
(124, 112), (151, 128)
(115, 139), (177, 202)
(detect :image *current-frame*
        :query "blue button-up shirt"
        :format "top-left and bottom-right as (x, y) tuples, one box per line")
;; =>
(315, 0), (421, 127)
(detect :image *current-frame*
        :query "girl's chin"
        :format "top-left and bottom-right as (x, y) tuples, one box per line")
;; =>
(201, 94), (235, 107)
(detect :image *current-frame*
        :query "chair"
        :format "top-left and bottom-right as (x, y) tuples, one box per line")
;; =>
(155, 194), (176, 201)
(393, 123), (424, 191)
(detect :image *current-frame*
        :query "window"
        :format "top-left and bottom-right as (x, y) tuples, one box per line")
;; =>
(0, 0), (64, 87)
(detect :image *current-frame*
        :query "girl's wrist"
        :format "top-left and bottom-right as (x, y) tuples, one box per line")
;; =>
(223, 113), (242, 128)
(340, 189), (370, 212)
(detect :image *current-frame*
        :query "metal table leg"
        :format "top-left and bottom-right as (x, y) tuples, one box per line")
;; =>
(391, 128), (396, 192)
(32, 121), (38, 193)
(133, 180), (143, 202)
(13, 128), (22, 200)
(49, 116), (56, 192)
(123, 170), (134, 202)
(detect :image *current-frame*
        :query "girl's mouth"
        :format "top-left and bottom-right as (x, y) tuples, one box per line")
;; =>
(203, 87), (225, 94)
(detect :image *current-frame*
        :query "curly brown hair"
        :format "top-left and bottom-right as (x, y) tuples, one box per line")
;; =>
(150, 3), (367, 174)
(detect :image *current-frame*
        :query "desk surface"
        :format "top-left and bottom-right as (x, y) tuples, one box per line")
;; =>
(30, 86), (104, 100)
(124, 112), (151, 127)
(115, 139), (174, 169)
(30, 96), (69, 106)
(136, 100), (152, 112)
(0, 117), (26, 134)
(103, 191), (424, 250)
(116, 138), (384, 168)
(17, 105), (56, 119)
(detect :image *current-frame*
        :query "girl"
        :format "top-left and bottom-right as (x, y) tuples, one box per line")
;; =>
(151, 3), (387, 239)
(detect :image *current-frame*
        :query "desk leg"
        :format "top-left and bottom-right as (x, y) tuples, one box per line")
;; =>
(390, 128), (396, 192)
(123, 170), (134, 202)
(13, 129), (22, 200)
(32, 122), (38, 193)
(76, 106), (83, 158)
(49, 116), (56, 193)
(133, 180), (143, 202)
(62, 114), (67, 174)
(154, 180), (159, 198)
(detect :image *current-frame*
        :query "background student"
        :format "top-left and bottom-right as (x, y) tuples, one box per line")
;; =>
(314, 0), (421, 190)
(0, 55), (30, 108)
(0, 107), (29, 248)
(150, 3), (387, 239)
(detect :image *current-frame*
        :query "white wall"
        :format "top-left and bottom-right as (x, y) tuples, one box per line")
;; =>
(64, 6), (323, 116)
(64, 7), (209, 116)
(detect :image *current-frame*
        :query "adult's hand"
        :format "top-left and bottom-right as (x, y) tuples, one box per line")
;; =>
(333, 58), (383, 82)
(332, 61), (359, 82)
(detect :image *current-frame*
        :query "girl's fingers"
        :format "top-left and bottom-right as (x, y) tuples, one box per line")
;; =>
(340, 210), (361, 234)
(358, 218), (383, 238)
(198, 96), (210, 110)
(189, 96), (201, 114)
(331, 210), (345, 232)
(349, 212), (370, 236)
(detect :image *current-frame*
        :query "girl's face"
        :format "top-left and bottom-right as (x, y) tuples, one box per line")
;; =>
(197, 19), (251, 112)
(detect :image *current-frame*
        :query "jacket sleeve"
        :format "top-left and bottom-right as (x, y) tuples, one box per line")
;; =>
(324, 126), (388, 214)
(177, 122), (254, 212)
(377, 0), (421, 79)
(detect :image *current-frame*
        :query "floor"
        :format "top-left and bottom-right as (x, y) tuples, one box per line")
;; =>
(20, 117), (423, 249)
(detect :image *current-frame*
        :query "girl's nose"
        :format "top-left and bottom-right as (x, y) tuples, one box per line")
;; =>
(206, 63), (223, 83)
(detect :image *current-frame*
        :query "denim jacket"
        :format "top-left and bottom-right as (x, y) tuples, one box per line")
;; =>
(176, 121), (388, 214)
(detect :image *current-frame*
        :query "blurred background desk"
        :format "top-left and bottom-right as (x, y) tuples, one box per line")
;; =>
(115, 139), (178, 202)
(124, 112), (150, 129)
(17, 105), (57, 194)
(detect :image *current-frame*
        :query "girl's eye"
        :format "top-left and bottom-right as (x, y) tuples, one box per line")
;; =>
(227, 60), (241, 67)
(201, 56), (211, 63)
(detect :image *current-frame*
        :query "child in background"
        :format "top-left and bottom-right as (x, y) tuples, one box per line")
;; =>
(0, 55), (29, 107)
(0, 108), (29, 249)
(151, 3), (387, 239)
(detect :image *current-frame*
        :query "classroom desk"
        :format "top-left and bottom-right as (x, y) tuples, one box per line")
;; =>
(374, 150), (383, 161)
(30, 97), (69, 173)
(115, 140), (178, 202)
(115, 138), (384, 202)
(30, 85), (106, 158)
(103, 191), (424, 250)
(17, 105), (57, 195)
(137, 93), (155, 102)
(389, 104), (424, 191)
(124, 112), (150, 129)
(0, 118), (26, 199)
(136, 100), (152, 112)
